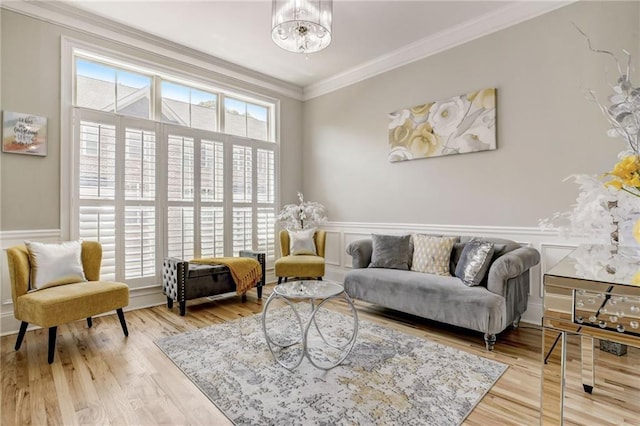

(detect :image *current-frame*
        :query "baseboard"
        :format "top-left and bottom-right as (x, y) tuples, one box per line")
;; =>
(521, 303), (542, 326)
(0, 272), (279, 336)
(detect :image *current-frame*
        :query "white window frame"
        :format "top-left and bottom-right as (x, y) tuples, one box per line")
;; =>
(61, 37), (281, 284)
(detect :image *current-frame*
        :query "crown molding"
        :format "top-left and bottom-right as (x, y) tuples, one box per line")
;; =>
(1, 0), (305, 101)
(302, 0), (576, 101)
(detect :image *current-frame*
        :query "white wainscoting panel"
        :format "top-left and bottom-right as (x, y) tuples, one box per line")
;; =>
(319, 222), (588, 327)
(1, 225), (583, 336)
(1, 230), (62, 335)
(0, 229), (169, 336)
(324, 231), (342, 266)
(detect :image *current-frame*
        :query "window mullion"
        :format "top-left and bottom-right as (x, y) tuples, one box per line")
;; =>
(218, 93), (225, 134)
(223, 135), (233, 257)
(194, 136), (202, 258)
(252, 145), (258, 251)
(153, 76), (162, 122)
(114, 116), (126, 282)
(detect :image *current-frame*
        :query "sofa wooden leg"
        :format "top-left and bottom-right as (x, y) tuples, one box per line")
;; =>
(15, 321), (28, 351)
(257, 285), (263, 299)
(179, 301), (186, 316)
(87, 317), (93, 328)
(116, 308), (129, 337)
(167, 297), (174, 309)
(277, 277), (282, 284)
(484, 333), (496, 351)
(317, 277), (322, 281)
(284, 277), (288, 283)
(48, 327), (57, 364)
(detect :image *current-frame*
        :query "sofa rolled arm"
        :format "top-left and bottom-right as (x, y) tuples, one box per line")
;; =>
(346, 239), (373, 269)
(487, 246), (540, 296)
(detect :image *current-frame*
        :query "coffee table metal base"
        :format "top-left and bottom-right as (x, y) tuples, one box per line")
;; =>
(262, 284), (358, 370)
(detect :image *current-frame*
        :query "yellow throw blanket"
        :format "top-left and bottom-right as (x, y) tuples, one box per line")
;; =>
(190, 257), (262, 295)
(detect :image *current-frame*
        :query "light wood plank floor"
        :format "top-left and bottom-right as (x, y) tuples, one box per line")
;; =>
(2, 285), (638, 425)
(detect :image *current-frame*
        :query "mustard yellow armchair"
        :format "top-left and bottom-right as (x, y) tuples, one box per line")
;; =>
(275, 229), (326, 283)
(7, 241), (129, 363)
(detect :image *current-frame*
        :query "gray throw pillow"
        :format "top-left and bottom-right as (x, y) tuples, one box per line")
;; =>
(449, 242), (466, 275)
(455, 238), (495, 286)
(368, 234), (411, 270)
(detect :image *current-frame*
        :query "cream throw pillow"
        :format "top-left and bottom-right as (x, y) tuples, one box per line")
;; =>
(25, 240), (87, 291)
(411, 235), (458, 276)
(288, 228), (317, 255)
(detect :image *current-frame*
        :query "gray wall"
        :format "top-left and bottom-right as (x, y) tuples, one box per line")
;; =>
(0, 9), (303, 231)
(302, 1), (640, 226)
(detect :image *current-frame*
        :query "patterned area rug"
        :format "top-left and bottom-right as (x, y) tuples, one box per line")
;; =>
(156, 306), (507, 425)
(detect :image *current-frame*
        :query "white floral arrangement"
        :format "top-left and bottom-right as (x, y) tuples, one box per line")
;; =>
(540, 30), (640, 244)
(277, 192), (328, 230)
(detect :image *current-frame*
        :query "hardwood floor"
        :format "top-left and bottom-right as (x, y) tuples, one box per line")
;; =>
(2, 285), (638, 425)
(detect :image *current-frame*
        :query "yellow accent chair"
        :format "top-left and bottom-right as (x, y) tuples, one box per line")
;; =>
(7, 241), (130, 364)
(275, 229), (326, 283)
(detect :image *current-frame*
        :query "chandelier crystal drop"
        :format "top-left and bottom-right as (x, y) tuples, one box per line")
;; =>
(271, 0), (332, 54)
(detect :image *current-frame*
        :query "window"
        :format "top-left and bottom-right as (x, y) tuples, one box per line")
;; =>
(71, 51), (278, 285)
(224, 97), (269, 141)
(161, 81), (218, 131)
(76, 58), (151, 119)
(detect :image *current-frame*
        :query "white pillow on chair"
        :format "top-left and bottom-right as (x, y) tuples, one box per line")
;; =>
(288, 228), (317, 256)
(25, 240), (87, 291)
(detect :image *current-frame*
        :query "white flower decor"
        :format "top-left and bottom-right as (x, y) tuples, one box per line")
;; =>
(276, 192), (328, 230)
(539, 174), (640, 245)
(540, 31), (640, 244)
(576, 25), (639, 157)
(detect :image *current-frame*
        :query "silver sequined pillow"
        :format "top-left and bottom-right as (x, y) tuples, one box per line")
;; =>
(454, 238), (495, 286)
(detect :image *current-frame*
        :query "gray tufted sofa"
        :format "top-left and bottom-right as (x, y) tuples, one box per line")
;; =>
(162, 250), (265, 316)
(344, 236), (540, 350)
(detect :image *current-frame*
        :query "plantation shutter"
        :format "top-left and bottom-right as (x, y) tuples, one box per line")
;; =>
(167, 134), (195, 259)
(232, 145), (253, 255)
(77, 119), (117, 280)
(257, 149), (276, 260)
(200, 140), (225, 257)
(123, 127), (157, 278)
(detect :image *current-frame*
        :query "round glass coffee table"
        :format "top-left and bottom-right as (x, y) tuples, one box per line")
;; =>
(262, 280), (358, 370)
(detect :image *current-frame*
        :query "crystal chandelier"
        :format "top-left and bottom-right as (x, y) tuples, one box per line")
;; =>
(271, 0), (333, 54)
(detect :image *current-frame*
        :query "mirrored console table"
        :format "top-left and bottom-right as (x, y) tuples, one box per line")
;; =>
(542, 244), (640, 424)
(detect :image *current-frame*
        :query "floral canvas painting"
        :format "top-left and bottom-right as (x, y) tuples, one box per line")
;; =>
(388, 88), (496, 162)
(2, 111), (47, 156)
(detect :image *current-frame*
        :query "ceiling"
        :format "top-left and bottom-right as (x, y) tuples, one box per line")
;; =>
(58, 0), (520, 88)
(0, 0), (569, 97)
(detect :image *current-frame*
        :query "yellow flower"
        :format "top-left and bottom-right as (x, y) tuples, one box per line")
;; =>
(409, 123), (440, 157)
(605, 179), (623, 189)
(410, 103), (433, 117)
(389, 119), (414, 147)
(609, 156), (639, 180)
(467, 88), (496, 109)
(627, 174), (640, 188)
(604, 155), (640, 196)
